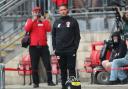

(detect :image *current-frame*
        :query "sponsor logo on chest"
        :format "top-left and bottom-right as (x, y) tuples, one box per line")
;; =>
(38, 23), (44, 27)
(57, 21), (71, 28)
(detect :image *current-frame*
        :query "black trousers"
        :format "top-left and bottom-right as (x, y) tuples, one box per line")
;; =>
(29, 46), (52, 84)
(56, 52), (76, 86)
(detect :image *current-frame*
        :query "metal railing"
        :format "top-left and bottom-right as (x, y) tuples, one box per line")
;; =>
(0, 26), (23, 43)
(51, 10), (122, 32)
(47, 0), (128, 32)
(0, 16), (26, 60)
(47, 0), (128, 15)
(0, 26), (14, 37)
(0, 0), (6, 5)
(0, 0), (29, 16)
(0, 25), (25, 63)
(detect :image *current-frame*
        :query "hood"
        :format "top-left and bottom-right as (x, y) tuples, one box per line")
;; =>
(111, 31), (121, 46)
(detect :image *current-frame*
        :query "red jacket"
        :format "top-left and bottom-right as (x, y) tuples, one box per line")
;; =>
(52, 0), (68, 7)
(24, 19), (51, 46)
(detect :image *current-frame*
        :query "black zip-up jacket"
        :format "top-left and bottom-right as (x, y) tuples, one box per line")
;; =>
(109, 40), (127, 62)
(52, 16), (81, 53)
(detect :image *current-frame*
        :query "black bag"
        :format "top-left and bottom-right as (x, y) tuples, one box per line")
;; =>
(21, 32), (30, 48)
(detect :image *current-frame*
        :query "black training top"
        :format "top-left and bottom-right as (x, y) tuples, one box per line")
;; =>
(52, 16), (81, 53)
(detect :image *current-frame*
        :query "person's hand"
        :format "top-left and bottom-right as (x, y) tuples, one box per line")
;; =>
(38, 16), (44, 22)
(115, 6), (120, 12)
(53, 50), (60, 60)
(115, 6), (123, 17)
(32, 16), (37, 21)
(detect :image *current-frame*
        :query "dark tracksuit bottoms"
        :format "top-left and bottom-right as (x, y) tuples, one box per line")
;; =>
(56, 52), (76, 86)
(29, 46), (52, 84)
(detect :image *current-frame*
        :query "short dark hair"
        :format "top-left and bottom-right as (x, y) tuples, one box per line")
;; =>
(59, 4), (68, 9)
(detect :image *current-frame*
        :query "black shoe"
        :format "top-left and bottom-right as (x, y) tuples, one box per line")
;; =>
(120, 78), (127, 84)
(62, 85), (67, 89)
(109, 81), (118, 85)
(48, 81), (56, 86)
(116, 79), (121, 84)
(33, 84), (39, 88)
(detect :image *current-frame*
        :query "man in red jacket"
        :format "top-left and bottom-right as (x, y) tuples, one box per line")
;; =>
(24, 7), (55, 88)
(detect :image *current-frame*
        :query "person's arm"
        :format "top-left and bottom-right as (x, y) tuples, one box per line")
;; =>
(74, 19), (81, 51)
(114, 7), (125, 34)
(24, 18), (33, 32)
(115, 7), (122, 16)
(52, 22), (56, 51)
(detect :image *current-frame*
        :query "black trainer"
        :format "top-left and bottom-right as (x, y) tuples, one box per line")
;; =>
(109, 81), (118, 85)
(48, 81), (56, 86)
(120, 78), (127, 84)
(62, 85), (67, 89)
(33, 84), (39, 88)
